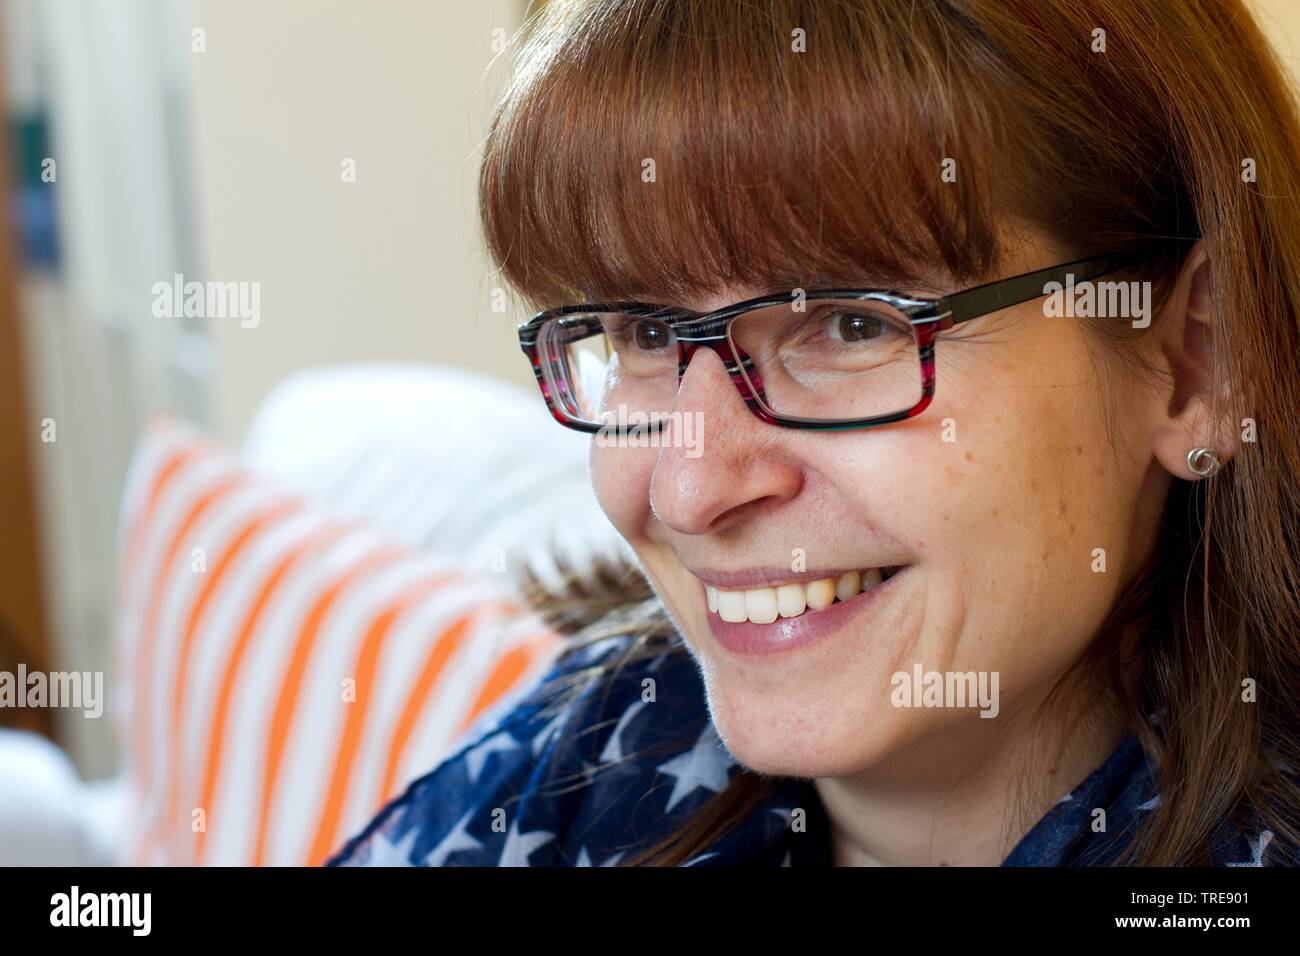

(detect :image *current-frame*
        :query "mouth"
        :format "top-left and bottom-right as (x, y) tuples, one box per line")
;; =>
(702, 566), (904, 625)
(692, 565), (910, 658)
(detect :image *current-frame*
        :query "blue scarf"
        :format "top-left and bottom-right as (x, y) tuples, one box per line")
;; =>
(327, 637), (1282, 867)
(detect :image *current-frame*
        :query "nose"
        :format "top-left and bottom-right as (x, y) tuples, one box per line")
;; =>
(649, 345), (804, 536)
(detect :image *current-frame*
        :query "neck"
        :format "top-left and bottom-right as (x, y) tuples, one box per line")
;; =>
(813, 682), (1129, 867)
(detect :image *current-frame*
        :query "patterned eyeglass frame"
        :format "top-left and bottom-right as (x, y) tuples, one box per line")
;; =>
(517, 253), (1137, 434)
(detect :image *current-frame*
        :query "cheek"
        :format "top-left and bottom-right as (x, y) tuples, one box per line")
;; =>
(589, 443), (656, 538)
(905, 331), (1138, 680)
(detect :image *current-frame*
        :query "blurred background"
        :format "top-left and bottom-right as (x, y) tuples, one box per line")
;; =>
(0, 0), (534, 782)
(0, 0), (1296, 795)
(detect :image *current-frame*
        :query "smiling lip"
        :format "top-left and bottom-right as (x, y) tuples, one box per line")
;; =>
(702, 566), (909, 658)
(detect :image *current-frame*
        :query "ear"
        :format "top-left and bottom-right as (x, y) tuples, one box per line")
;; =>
(1149, 241), (1236, 480)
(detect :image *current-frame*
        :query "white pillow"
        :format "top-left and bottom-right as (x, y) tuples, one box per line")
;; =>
(0, 728), (126, 866)
(240, 363), (629, 588)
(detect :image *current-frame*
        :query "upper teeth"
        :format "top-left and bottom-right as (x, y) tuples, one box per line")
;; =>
(705, 569), (885, 624)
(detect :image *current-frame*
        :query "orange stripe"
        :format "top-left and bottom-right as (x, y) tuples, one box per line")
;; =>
(374, 607), (503, 806)
(117, 436), (212, 610)
(452, 629), (563, 738)
(250, 547), (403, 867)
(132, 471), (246, 805)
(112, 438), (210, 714)
(154, 500), (300, 859)
(302, 572), (461, 866)
(188, 524), (348, 866)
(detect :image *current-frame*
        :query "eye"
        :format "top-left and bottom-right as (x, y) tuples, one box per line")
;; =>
(623, 317), (675, 351)
(825, 309), (888, 342)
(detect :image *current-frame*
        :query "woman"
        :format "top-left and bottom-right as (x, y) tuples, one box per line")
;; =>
(329, 0), (1300, 866)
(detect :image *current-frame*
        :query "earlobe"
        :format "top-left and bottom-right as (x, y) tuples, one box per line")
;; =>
(1152, 408), (1236, 482)
(1186, 446), (1222, 478)
(1149, 241), (1237, 481)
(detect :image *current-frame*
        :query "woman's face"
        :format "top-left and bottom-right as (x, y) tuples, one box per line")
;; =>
(589, 233), (1174, 779)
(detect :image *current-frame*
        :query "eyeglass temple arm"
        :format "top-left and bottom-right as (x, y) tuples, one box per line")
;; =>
(942, 254), (1138, 325)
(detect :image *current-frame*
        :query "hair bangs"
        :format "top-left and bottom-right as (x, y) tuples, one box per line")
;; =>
(480, 0), (1014, 310)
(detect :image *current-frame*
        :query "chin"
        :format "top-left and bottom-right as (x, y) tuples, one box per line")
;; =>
(699, 669), (909, 779)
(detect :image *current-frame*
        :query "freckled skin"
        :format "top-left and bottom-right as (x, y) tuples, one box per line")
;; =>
(588, 236), (1177, 787)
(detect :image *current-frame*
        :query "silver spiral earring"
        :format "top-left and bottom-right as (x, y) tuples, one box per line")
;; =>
(1187, 447), (1221, 478)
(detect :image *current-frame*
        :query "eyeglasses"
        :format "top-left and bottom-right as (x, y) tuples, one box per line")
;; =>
(517, 254), (1135, 434)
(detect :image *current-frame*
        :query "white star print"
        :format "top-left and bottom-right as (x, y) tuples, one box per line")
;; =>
(465, 730), (519, 785)
(584, 636), (630, 663)
(357, 823), (420, 866)
(531, 709), (569, 758)
(655, 724), (734, 813)
(682, 851), (719, 866)
(422, 808), (484, 866)
(498, 820), (555, 866)
(599, 699), (648, 764)
(575, 758), (604, 786)
(1226, 830), (1274, 867)
(575, 847), (626, 866)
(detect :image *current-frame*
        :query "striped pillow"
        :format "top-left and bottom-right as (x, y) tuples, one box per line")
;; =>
(113, 417), (563, 866)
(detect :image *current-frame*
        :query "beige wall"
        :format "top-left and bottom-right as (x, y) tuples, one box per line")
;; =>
(1252, 0), (1300, 72)
(192, 0), (532, 444)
